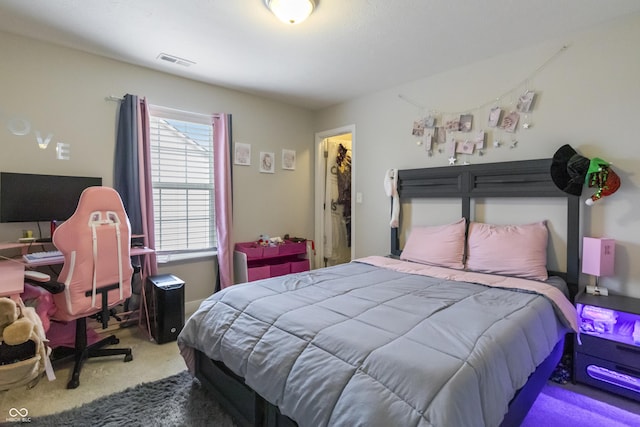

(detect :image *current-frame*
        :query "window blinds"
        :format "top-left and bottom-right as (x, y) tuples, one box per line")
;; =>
(148, 113), (216, 252)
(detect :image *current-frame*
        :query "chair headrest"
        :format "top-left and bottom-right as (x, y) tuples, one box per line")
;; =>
(73, 187), (126, 214)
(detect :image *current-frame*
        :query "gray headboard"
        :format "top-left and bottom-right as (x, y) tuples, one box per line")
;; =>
(390, 158), (580, 298)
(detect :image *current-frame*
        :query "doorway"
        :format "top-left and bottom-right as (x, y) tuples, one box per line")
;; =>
(314, 125), (355, 269)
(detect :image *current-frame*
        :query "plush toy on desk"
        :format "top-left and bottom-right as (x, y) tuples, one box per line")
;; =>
(550, 144), (621, 205)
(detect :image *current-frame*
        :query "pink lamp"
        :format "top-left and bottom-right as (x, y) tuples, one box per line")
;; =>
(582, 237), (615, 296)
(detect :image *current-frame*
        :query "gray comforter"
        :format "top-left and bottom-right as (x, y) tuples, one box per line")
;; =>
(178, 259), (570, 427)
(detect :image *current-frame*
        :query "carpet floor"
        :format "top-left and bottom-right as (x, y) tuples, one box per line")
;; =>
(523, 384), (640, 427)
(29, 371), (236, 427)
(26, 370), (640, 427)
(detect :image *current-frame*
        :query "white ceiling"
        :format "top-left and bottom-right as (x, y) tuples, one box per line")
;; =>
(1, 0), (639, 110)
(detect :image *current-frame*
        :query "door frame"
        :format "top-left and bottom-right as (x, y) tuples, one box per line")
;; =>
(314, 124), (356, 269)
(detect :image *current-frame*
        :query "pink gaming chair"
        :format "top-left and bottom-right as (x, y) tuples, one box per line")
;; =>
(52, 186), (134, 389)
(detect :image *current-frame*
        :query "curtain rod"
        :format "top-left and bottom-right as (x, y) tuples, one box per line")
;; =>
(148, 103), (214, 120)
(104, 95), (220, 120)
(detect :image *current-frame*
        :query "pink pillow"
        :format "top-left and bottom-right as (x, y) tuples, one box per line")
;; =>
(400, 218), (466, 269)
(466, 221), (549, 281)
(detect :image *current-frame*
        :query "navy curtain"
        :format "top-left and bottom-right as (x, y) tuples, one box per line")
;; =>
(114, 94), (143, 235)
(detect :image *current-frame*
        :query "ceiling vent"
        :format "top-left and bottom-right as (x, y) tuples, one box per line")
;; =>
(157, 53), (195, 67)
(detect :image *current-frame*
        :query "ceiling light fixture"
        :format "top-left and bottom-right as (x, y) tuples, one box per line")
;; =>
(264, 0), (316, 25)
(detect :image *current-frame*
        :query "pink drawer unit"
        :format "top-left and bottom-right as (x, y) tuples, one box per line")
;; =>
(247, 265), (270, 282)
(290, 259), (310, 273)
(279, 241), (307, 256)
(262, 245), (280, 258)
(270, 262), (291, 277)
(235, 242), (264, 260)
(235, 238), (309, 283)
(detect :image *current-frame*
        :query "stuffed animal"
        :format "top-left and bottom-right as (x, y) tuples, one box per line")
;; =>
(0, 297), (20, 337)
(0, 296), (53, 391)
(0, 297), (36, 346)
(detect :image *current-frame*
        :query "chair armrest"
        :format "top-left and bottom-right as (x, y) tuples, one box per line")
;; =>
(24, 280), (65, 295)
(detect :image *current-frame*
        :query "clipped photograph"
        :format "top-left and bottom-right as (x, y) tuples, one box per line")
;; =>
(456, 139), (475, 154)
(412, 119), (425, 136)
(436, 127), (446, 144)
(459, 114), (473, 132)
(500, 111), (520, 133)
(445, 117), (460, 131)
(425, 115), (436, 128)
(472, 131), (486, 150)
(517, 90), (536, 113)
(488, 107), (502, 127)
(423, 129), (435, 151)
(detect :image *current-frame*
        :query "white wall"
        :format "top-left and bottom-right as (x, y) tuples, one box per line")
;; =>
(0, 32), (315, 304)
(315, 14), (640, 298)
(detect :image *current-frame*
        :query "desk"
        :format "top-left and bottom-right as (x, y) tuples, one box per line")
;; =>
(0, 242), (30, 298)
(0, 241), (36, 255)
(20, 246), (156, 337)
(1, 243), (156, 337)
(0, 260), (24, 297)
(23, 246), (155, 268)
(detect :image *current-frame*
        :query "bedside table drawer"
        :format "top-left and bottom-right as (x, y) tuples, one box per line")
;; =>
(577, 334), (640, 370)
(575, 353), (640, 402)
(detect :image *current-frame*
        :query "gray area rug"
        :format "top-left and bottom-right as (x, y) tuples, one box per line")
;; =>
(30, 371), (236, 427)
(27, 370), (640, 427)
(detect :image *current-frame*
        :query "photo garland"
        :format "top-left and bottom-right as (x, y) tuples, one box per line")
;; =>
(410, 89), (536, 165)
(402, 45), (568, 165)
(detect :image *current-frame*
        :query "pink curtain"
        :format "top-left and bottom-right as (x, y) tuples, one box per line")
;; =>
(136, 98), (158, 277)
(213, 114), (234, 288)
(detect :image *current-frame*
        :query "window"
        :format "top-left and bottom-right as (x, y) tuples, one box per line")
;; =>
(148, 105), (215, 253)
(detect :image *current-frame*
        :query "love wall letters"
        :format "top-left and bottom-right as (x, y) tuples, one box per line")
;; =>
(1, 112), (71, 160)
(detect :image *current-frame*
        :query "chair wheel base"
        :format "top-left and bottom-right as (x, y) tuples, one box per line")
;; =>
(124, 353), (133, 362)
(67, 378), (80, 389)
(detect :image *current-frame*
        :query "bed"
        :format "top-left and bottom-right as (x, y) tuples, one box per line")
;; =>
(178, 159), (580, 427)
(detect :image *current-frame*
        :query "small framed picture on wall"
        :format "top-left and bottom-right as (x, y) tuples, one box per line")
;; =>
(282, 149), (296, 170)
(234, 142), (251, 166)
(259, 151), (275, 173)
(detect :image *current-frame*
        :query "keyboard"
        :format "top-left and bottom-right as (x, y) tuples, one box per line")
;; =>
(23, 250), (63, 263)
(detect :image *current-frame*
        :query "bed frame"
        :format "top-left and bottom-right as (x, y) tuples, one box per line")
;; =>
(195, 158), (580, 427)
(391, 158), (580, 296)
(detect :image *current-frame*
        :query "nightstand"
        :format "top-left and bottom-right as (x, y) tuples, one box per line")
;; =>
(574, 292), (640, 402)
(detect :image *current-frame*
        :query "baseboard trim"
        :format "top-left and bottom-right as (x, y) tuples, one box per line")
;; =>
(185, 298), (205, 317)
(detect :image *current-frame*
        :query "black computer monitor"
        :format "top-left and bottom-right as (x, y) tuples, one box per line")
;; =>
(0, 172), (102, 223)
